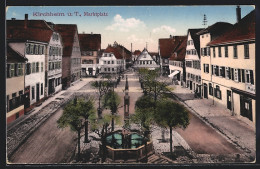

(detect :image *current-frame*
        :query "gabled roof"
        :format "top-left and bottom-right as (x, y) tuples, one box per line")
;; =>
(196, 22), (233, 41)
(7, 20), (54, 43)
(114, 44), (132, 59)
(159, 36), (186, 59)
(7, 44), (28, 62)
(133, 50), (141, 56)
(104, 46), (123, 59)
(103, 43), (131, 60)
(208, 10), (255, 46)
(169, 36), (187, 61)
(188, 28), (203, 57)
(78, 34), (101, 51)
(54, 24), (78, 57)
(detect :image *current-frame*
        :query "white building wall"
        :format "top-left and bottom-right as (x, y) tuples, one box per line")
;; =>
(25, 53), (45, 105)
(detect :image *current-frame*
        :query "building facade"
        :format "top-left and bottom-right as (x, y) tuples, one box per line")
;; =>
(78, 33), (101, 77)
(206, 10), (256, 124)
(133, 48), (160, 70)
(46, 28), (63, 96)
(6, 45), (28, 124)
(55, 24), (81, 89)
(168, 36), (187, 84)
(185, 29), (203, 96)
(99, 45), (125, 74)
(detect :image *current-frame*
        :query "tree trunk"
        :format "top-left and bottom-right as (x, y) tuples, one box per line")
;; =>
(144, 140), (148, 163)
(84, 118), (89, 143)
(170, 127), (173, 158)
(77, 129), (81, 161)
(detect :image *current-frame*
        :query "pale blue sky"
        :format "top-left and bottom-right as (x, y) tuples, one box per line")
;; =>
(6, 6), (255, 52)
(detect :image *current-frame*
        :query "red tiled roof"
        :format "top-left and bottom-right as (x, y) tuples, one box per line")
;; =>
(169, 36), (187, 61)
(208, 10), (255, 46)
(7, 20), (53, 42)
(78, 34), (101, 51)
(159, 36), (186, 59)
(104, 46), (123, 59)
(115, 45), (132, 59)
(54, 24), (78, 57)
(133, 50), (141, 56)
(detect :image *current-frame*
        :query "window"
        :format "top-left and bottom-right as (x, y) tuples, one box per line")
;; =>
(32, 86), (35, 100)
(26, 63), (31, 75)
(41, 62), (43, 72)
(220, 66), (225, 78)
(245, 70), (254, 85)
(41, 83), (43, 95)
(18, 63), (23, 76)
(244, 44), (249, 59)
(30, 44), (34, 54)
(233, 45), (237, 58)
(201, 48), (204, 56)
(231, 68), (234, 80)
(207, 47), (210, 56)
(204, 64), (209, 73)
(218, 46), (222, 57)
(108, 61), (110, 64)
(36, 62), (39, 72)
(112, 61), (114, 64)
(213, 47), (216, 57)
(35, 45), (39, 55)
(225, 46), (228, 57)
(241, 69), (245, 83)
(108, 68), (110, 71)
(104, 68), (107, 72)
(26, 44), (30, 54)
(214, 85), (222, 100)
(112, 68), (114, 71)
(42, 46), (45, 54)
(209, 83), (213, 96)
(32, 62), (36, 73)
(10, 64), (15, 77)
(225, 67), (230, 79)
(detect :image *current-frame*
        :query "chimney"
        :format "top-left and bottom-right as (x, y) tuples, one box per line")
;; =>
(11, 18), (16, 20)
(24, 14), (28, 29)
(236, 5), (241, 23)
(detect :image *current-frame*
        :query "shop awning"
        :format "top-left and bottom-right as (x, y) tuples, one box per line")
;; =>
(168, 70), (180, 78)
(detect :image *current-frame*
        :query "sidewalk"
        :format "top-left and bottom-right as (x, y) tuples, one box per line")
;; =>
(169, 84), (256, 159)
(7, 79), (89, 158)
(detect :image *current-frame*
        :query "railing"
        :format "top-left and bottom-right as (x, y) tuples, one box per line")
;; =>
(106, 141), (153, 162)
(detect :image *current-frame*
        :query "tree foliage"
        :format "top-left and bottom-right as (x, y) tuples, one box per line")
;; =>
(154, 99), (190, 157)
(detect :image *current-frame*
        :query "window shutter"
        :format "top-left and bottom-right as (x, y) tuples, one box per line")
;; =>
(231, 68), (234, 80)
(250, 70), (254, 85)
(14, 64), (18, 76)
(7, 64), (10, 78)
(241, 69), (245, 82)
(228, 67), (231, 79)
(222, 67), (225, 77)
(211, 65), (213, 74)
(238, 69), (241, 82)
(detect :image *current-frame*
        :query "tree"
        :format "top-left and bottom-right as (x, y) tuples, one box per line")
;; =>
(138, 68), (172, 103)
(91, 78), (114, 118)
(57, 99), (84, 161)
(102, 91), (121, 131)
(90, 114), (121, 163)
(154, 99), (190, 158)
(77, 98), (96, 143)
(131, 95), (155, 162)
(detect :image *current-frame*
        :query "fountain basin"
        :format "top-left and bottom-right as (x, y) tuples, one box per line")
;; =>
(105, 130), (154, 162)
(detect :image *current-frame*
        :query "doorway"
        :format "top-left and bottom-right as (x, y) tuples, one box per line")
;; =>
(227, 90), (232, 110)
(36, 83), (40, 102)
(203, 83), (208, 99)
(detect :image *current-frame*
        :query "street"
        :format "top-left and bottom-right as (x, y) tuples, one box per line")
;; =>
(7, 72), (252, 163)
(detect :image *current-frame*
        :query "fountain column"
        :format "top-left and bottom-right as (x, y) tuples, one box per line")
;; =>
(124, 75), (130, 129)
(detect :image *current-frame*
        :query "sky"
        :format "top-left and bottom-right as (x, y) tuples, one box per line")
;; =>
(6, 6), (254, 52)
